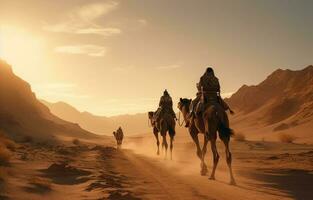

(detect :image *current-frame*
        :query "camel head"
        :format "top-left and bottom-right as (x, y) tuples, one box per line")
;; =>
(113, 131), (116, 137)
(148, 111), (154, 119)
(178, 98), (192, 119)
(178, 98), (192, 112)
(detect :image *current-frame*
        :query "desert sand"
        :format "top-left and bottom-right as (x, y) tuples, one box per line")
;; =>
(1, 131), (312, 200)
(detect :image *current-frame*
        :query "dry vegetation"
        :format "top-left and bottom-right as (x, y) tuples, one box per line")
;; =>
(234, 133), (246, 141)
(278, 133), (297, 143)
(0, 131), (15, 165)
(21, 135), (33, 143)
(0, 145), (11, 165)
(72, 138), (81, 146)
(29, 177), (52, 191)
(0, 168), (7, 182)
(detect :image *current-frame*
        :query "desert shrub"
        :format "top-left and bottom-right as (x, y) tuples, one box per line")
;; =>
(279, 133), (297, 143)
(3, 139), (16, 151)
(0, 144), (11, 165)
(0, 167), (8, 182)
(22, 135), (33, 143)
(72, 138), (81, 146)
(234, 133), (246, 141)
(0, 132), (16, 151)
(1, 139), (15, 151)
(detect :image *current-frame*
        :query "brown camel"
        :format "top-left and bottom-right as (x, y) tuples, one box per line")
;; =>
(113, 129), (124, 149)
(148, 111), (176, 160)
(178, 98), (236, 185)
(148, 111), (161, 155)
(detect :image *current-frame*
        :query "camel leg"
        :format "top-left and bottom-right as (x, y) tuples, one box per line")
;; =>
(189, 127), (202, 160)
(162, 135), (168, 160)
(170, 135), (174, 160)
(161, 136), (165, 154)
(153, 128), (160, 155)
(200, 134), (209, 176)
(209, 137), (219, 180)
(157, 139), (160, 155)
(222, 138), (236, 185)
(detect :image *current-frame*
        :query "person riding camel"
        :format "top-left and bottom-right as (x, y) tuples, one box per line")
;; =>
(153, 90), (177, 125)
(113, 126), (124, 149)
(185, 67), (234, 127)
(117, 126), (123, 135)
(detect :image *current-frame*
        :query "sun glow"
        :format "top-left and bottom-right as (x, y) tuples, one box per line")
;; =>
(0, 25), (46, 77)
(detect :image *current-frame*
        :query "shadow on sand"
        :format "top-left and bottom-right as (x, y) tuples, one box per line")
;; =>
(40, 163), (91, 185)
(243, 169), (313, 200)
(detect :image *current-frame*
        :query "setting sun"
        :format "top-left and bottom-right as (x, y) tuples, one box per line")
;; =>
(0, 26), (45, 76)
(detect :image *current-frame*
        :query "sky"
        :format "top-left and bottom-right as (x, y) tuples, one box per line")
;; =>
(0, 0), (312, 116)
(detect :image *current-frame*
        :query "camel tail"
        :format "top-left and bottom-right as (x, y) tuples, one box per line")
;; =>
(218, 122), (234, 138)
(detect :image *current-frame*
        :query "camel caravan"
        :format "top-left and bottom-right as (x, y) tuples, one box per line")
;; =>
(114, 67), (236, 185)
(148, 67), (236, 185)
(148, 90), (176, 160)
(113, 127), (124, 149)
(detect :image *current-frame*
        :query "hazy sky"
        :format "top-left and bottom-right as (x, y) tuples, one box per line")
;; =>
(0, 0), (312, 116)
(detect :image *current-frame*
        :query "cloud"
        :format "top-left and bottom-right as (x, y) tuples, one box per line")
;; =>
(44, 24), (121, 36)
(112, 65), (135, 73)
(43, 1), (121, 37)
(75, 27), (121, 36)
(55, 45), (107, 57)
(76, 1), (118, 20)
(156, 64), (182, 70)
(138, 19), (148, 26)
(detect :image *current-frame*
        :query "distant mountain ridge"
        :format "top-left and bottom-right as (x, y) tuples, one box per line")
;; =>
(0, 60), (97, 141)
(226, 65), (313, 142)
(41, 100), (151, 135)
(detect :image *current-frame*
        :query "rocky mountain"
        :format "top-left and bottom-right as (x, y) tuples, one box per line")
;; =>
(41, 100), (151, 135)
(226, 65), (313, 142)
(0, 60), (97, 141)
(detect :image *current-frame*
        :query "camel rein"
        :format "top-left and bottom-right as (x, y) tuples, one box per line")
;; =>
(148, 118), (153, 127)
(177, 111), (185, 127)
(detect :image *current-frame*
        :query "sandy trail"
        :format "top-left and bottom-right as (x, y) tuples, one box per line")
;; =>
(117, 149), (286, 200)
(2, 136), (313, 200)
(118, 135), (313, 200)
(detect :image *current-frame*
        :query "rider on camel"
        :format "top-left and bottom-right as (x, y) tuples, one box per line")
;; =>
(185, 67), (234, 127)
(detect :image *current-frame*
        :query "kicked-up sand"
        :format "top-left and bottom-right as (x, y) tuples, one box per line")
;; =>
(1, 132), (312, 200)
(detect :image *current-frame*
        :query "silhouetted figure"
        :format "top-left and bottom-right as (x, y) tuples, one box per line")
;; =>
(148, 111), (160, 155)
(113, 126), (124, 149)
(149, 90), (176, 160)
(186, 67), (234, 127)
(177, 67), (236, 185)
(153, 90), (177, 125)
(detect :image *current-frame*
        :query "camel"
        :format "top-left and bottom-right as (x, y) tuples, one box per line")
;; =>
(148, 111), (161, 155)
(113, 128), (124, 149)
(148, 111), (176, 160)
(178, 98), (236, 185)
